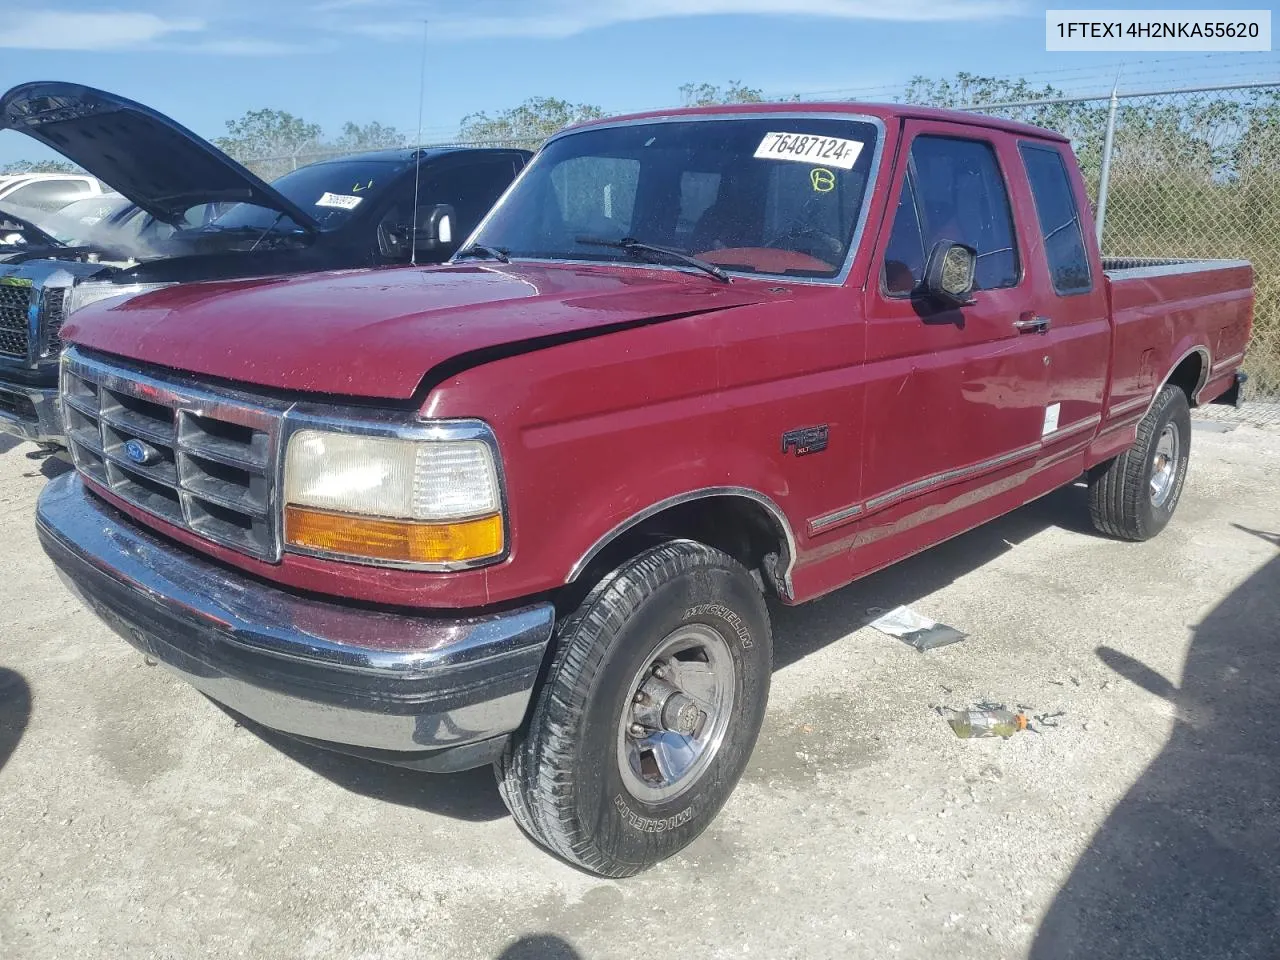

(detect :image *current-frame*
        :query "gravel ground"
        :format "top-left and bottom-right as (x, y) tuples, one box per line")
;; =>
(1, 416), (1278, 960)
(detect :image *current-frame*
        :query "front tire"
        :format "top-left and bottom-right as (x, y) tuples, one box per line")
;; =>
(1089, 384), (1191, 541)
(496, 541), (772, 877)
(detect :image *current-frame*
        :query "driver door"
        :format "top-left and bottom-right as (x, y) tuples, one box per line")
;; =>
(858, 121), (1050, 533)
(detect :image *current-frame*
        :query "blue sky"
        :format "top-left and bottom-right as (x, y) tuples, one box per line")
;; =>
(0, 0), (1276, 166)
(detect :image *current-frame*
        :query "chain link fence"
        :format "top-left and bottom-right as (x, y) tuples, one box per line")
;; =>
(961, 81), (1280, 397)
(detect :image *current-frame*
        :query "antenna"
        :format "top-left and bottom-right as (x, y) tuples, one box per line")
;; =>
(410, 19), (427, 266)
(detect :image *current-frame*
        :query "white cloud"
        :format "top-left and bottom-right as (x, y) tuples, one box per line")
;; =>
(183, 38), (321, 55)
(333, 0), (1021, 42)
(0, 10), (205, 50)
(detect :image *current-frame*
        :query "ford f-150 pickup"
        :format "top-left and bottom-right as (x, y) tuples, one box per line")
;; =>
(0, 81), (529, 447)
(36, 103), (1253, 876)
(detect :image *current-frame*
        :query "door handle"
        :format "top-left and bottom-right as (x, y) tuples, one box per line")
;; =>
(1014, 313), (1052, 334)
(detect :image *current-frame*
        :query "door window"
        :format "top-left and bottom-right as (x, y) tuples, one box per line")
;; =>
(881, 135), (1020, 295)
(882, 177), (926, 296)
(1020, 143), (1092, 295)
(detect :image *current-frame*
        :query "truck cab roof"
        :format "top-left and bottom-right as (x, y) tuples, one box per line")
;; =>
(572, 101), (1071, 144)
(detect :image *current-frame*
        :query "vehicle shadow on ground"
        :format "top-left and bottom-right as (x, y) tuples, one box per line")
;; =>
(36, 453), (73, 480)
(219, 707), (509, 822)
(0, 434), (22, 456)
(0, 667), (32, 774)
(496, 934), (582, 959)
(769, 483), (1098, 670)
(1030, 528), (1280, 960)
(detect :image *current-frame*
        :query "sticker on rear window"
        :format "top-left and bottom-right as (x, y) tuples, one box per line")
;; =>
(753, 132), (863, 169)
(316, 192), (363, 210)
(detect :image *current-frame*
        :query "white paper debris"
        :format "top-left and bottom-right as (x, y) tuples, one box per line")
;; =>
(869, 605), (967, 651)
(869, 605), (938, 638)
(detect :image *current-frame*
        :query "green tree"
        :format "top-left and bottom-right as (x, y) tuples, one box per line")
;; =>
(1, 159), (79, 174)
(900, 72), (1063, 109)
(458, 97), (604, 146)
(678, 81), (766, 106)
(900, 72), (1110, 179)
(213, 108), (324, 175)
(334, 120), (406, 152)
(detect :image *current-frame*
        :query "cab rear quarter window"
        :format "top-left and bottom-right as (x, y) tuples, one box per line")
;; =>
(1019, 141), (1093, 295)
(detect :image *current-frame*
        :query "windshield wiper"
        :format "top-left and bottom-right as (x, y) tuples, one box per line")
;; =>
(575, 236), (730, 283)
(454, 243), (510, 263)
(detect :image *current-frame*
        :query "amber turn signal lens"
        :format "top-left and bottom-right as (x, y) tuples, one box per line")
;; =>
(284, 506), (504, 565)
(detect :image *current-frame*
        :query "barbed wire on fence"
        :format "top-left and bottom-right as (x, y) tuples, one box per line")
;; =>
(240, 79), (1280, 396)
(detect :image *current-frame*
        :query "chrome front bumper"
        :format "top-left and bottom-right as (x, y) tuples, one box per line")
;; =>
(0, 379), (62, 444)
(37, 473), (556, 771)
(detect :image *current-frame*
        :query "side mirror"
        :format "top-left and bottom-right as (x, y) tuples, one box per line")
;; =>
(416, 203), (458, 251)
(923, 239), (977, 306)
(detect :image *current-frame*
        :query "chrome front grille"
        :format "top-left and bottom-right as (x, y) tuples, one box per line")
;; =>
(0, 282), (31, 359)
(62, 348), (288, 560)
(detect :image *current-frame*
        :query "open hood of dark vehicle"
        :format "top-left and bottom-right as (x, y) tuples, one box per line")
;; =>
(0, 82), (319, 230)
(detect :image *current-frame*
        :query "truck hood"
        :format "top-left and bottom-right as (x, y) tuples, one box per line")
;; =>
(0, 82), (319, 230)
(61, 263), (768, 400)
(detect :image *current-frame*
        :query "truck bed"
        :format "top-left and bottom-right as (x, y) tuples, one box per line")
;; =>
(1102, 256), (1253, 421)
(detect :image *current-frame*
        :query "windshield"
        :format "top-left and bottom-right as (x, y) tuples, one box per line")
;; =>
(471, 117), (879, 278)
(211, 158), (407, 232)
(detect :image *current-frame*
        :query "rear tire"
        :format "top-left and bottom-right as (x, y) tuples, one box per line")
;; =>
(1089, 384), (1191, 541)
(495, 540), (771, 877)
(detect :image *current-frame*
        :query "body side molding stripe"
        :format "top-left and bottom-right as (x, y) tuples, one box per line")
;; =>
(809, 416), (1103, 537)
(1106, 395), (1151, 418)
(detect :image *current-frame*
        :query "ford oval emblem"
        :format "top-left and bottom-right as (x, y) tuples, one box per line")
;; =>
(124, 438), (159, 466)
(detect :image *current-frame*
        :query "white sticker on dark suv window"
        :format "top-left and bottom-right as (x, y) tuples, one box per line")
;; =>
(753, 132), (863, 170)
(316, 192), (363, 210)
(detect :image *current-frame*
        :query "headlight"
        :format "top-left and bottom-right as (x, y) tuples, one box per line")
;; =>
(66, 280), (174, 316)
(282, 428), (505, 568)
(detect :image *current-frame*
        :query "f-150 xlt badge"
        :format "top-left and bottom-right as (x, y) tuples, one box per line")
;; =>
(781, 425), (829, 456)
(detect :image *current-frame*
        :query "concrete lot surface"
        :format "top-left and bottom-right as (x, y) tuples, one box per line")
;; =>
(1, 416), (1277, 960)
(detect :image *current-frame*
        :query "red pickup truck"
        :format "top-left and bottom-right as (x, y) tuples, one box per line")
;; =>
(36, 103), (1252, 876)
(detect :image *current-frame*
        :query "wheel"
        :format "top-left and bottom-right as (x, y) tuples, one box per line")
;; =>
(496, 540), (772, 877)
(1089, 384), (1192, 541)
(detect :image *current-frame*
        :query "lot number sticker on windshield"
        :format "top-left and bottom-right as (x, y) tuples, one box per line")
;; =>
(316, 192), (363, 210)
(753, 132), (863, 170)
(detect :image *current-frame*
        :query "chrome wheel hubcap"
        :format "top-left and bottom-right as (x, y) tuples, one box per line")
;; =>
(617, 624), (735, 803)
(1150, 422), (1181, 507)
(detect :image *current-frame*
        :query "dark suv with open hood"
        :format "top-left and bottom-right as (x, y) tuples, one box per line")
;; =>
(0, 81), (530, 446)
